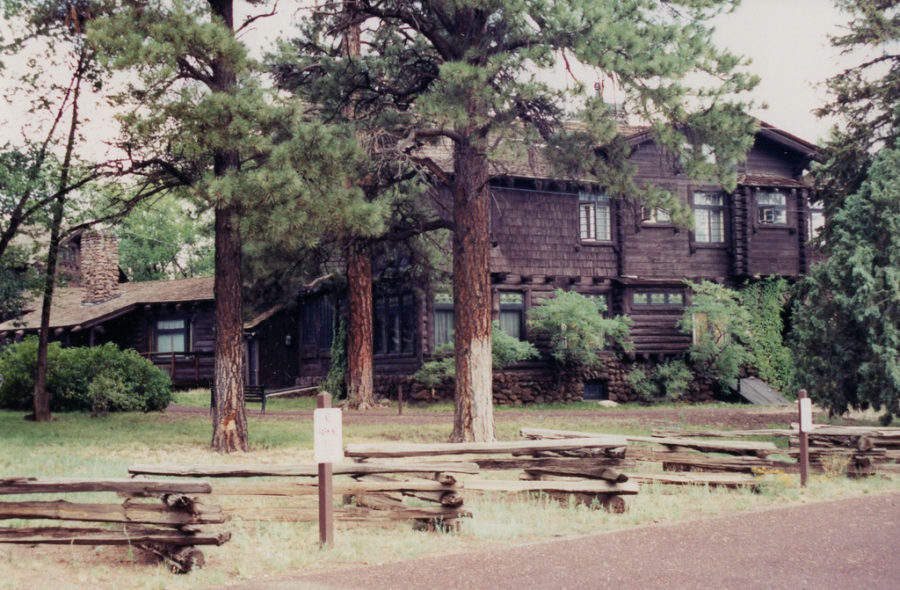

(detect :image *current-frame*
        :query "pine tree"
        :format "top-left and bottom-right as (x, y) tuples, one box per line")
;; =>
(90, 0), (383, 451)
(277, 0), (758, 441)
(792, 147), (900, 425)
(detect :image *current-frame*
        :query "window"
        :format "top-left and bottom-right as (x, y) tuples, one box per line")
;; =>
(633, 291), (684, 306)
(374, 293), (415, 355)
(433, 292), (454, 348)
(641, 207), (671, 224)
(808, 200), (825, 240)
(578, 193), (611, 241)
(757, 191), (787, 225)
(156, 318), (188, 353)
(301, 296), (334, 350)
(693, 192), (725, 243)
(499, 292), (524, 340)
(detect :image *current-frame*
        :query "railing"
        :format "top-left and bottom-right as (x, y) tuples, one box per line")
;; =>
(141, 351), (215, 387)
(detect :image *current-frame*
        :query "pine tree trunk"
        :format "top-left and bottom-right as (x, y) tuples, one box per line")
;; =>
(32, 48), (87, 422)
(345, 245), (374, 410)
(208, 0), (247, 453)
(211, 202), (248, 452)
(449, 139), (494, 442)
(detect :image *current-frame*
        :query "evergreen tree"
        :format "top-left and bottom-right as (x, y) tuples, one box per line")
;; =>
(278, 0), (758, 441)
(90, 0), (383, 451)
(814, 0), (900, 217)
(792, 147), (900, 425)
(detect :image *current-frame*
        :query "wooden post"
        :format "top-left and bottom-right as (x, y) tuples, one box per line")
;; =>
(398, 385), (403, 416)
(798, 389), (810, 487)
(317, 392), (334, 548)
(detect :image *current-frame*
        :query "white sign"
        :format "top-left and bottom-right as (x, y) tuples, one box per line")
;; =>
(314, 408), (343, 464)
(799, 397), (813, 432)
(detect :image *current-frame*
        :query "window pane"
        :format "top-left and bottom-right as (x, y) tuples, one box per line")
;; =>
(595, 202), (611, 240)
(709, 209), (724, 242)
(499, 310), (522, 340)
(500, 292), (523, 305)
(695, 209), (710, 243)
(668, 293), (684, 305)
(157, 319), (184, 330)
(757, 192), (785, 206)
(579, 203), (595, 239)
(157, 333), (184, 353)
(434, 310), (454, 347)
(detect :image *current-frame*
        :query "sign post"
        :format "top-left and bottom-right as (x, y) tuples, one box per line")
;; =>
(798, 389), (812, 487)
(315, 392), (342, 548)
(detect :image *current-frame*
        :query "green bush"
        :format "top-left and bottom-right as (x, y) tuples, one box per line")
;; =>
(414, 324), (539, 387)
(527, 289), (632, 369)
(0, 337), (172, 413)
(627, 359), (693, 401)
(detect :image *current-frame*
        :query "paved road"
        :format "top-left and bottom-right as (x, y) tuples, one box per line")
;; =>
(222, 492), (900, 590)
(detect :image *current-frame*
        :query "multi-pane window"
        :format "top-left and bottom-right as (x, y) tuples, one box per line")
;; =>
(301, 296), (334, 351)
(578, 193), (611, 241)
(757, 191), (787, 225)
(156, 318), (187, 353)
(633, 291), (684, 306)
(499, 292), (524, 340)
(693, 192), (726, 243)
(374, 293), (415, 355)
(433, 292), (454, 348)
(808, 200), (825, 240)
(641, 207), (671, 224)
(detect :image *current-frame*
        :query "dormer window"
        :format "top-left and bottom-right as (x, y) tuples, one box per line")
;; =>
(757, 191), (787, 225)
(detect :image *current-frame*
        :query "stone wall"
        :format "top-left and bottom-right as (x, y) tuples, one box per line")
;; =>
(80, 231), (121, 305)
(373, 357), (718, 405)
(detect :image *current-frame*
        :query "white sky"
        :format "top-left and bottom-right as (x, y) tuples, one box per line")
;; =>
(1, 0), (855, 155)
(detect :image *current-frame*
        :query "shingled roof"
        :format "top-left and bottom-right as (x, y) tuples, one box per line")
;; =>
(0, 276), (214, 336)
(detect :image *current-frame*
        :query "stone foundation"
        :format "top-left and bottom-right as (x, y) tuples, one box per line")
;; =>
(373, 357), (719, 405)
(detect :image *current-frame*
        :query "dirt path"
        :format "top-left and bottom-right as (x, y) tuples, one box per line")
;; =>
(167, 403), (807, 431)
(221, 491), (900, 590)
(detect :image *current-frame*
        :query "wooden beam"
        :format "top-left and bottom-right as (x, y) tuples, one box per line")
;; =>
(344, 437), (628, 459)
(129, 462), (480, 478)
(0, 477), (212, 496)
(465, 479), (638, 495)
(0, 526), (230, 546)
(209, 480), (458, 497)
(0, 500), (225, 525)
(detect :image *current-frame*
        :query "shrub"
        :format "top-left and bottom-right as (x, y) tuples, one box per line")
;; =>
(627, 359), (693, 401)
(0, 337), (172, 413)
(414, 324), (538, 387)
(527, 289), (631, 369)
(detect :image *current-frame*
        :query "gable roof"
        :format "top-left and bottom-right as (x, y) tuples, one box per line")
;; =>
(0, 276), (214, 336)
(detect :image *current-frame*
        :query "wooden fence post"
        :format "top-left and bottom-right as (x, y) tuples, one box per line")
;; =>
(317, 392), (334, 548)
(798, 389), (811, 487)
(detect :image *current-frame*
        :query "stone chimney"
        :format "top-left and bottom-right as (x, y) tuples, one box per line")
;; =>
(81, 230), (122, 305)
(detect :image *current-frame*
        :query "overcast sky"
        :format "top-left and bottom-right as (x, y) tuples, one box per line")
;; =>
(1, 1), (854, 154)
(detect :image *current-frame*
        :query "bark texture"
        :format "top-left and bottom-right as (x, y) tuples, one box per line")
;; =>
(449, 139), (494, 442)
(208, 0), (247, 453)
(346, 246), (375, 410)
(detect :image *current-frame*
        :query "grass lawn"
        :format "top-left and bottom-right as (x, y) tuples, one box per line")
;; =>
(0, 402), (897, 590)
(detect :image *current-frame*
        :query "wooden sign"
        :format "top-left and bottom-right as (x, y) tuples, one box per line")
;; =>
(314, 408), (343, 464)
(799, 397), (813, 432)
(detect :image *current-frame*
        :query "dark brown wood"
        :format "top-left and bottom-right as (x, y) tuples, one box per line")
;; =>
(0, 477), (212, 496)
(474, 456), (635, 471)
(0, 500), (224, 525)
(129, 462), (479, 477)
(318, 391), (334, 548)
(798, 389), (809, 486)
(524, 466), (628, 483)
(0, 526), (230, 546)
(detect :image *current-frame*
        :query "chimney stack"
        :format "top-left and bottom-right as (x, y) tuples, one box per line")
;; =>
(81, 230), (121, 305)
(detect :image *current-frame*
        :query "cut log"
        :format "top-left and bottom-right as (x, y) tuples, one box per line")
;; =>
(628, 472), (758, 488)
(0, 526), (230, 546)
(352, 475), (464, 507)
(140, 543), (205, 574)
(543, 492), (627, 513)
(628, 447), (774, 472)
(473, 457), (635, 471)
(651, 429), (795, 439)
(628, 436), (777, 457)
(465, 479), (638, 495)
(523, 466), (628, 483)
(0, 500), (225, 525)
(0, 477), (212, 496)
(224, 505), (471, 523)
(344, 437), (628, 459)
(210, 480), (457, 497)
(129, 462), (479, 478)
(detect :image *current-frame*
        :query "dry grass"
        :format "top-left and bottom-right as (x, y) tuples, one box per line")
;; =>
(0, 407), (897, 590)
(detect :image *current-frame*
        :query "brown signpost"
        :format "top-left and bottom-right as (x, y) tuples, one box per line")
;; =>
(315, 392), (340, 548)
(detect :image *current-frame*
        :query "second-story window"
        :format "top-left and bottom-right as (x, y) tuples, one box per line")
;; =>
(579, 193), (611, 241)
(757, 190), (787, 225)
(808, 199), (825, 241)
(693, 192), (725, 243)
(633, 291), (684, 306)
